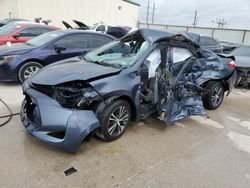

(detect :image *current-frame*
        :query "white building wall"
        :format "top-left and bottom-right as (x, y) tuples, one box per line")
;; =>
(14, 0), (138, 28)
(0, 0), (19, 19)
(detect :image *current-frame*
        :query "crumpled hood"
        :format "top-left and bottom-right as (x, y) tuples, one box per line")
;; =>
(0, 43), (35, 56)
(31, 59), (121, 85)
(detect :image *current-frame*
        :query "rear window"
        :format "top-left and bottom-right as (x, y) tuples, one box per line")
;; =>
(18, 27), (55, 37)
(231, 46), (250, 57)
(199, 36), (219, 47)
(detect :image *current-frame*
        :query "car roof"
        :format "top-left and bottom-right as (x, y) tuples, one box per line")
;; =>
(57, 29), (115, 38)
(11, 21), (60, 29)
(135, 28), (200, 47)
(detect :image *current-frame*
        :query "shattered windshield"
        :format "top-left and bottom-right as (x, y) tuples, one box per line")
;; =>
(84, 32), (150, 68)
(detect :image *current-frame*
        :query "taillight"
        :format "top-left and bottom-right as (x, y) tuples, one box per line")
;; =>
(227, 59), (236, 68)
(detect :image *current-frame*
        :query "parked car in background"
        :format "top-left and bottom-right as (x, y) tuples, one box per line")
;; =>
(20, 29), (237, 153)
(220, 41), (240, 54)
(0, 21), (60, 46)
(226, 45), (250, 86)
(198, 36), (223, 53)
(91, 23), (129, 38)
(62, 20), (129, 38)
(0, 18), (30, 27)
(0, 30), (115, 82)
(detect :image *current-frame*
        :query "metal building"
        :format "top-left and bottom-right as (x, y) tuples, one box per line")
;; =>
(0, 0), (140, 28)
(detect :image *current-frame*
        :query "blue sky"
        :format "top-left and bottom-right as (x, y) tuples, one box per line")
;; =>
(135, 0), (250, 29)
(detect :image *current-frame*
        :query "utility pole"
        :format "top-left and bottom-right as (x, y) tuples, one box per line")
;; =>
(152, 2), (155, 24)
(216, 18), (227, 28)
(193, 10), (197, 27)
(146, 1), (150, 24)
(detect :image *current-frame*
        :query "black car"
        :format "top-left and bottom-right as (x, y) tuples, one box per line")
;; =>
(21, 29), (237, 153)
(220, 41), (240, 54)
(227, 45), (250, 86)
(198, 36), (223, 53)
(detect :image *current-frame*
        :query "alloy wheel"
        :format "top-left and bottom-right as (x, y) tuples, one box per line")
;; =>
(211, 86), (223, 107)
(107, 106), (129, 137)
(23, 66), (40, 80)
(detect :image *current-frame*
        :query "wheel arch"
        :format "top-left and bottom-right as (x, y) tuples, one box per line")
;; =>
(97, 94), (137, 121)
(201, 79), (229, 91)
(16, 58), (44, 72)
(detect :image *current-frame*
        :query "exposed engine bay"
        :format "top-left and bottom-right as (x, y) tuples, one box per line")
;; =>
(52, 82), (101, 109)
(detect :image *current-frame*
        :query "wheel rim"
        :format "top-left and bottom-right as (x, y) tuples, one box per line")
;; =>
(211, 86), (223, 107)
(23, 66), (40, 80)
(107, 106), (129, 137)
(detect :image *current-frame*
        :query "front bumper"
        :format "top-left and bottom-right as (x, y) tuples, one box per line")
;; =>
(21, 87), (101, 153)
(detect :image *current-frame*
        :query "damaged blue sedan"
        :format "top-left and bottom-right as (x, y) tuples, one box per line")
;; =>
(21, 29), (237, 153)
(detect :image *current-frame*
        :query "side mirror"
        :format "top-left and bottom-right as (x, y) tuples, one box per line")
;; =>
(55, 45), (66, 53)
(12, 33), (20, 39)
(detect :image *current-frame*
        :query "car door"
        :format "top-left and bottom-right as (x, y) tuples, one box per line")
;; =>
(42, 33), (90, 65)
(157, 45), (207, 125)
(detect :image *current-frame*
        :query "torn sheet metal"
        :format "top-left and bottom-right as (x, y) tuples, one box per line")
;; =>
(160, 96), (207, 125)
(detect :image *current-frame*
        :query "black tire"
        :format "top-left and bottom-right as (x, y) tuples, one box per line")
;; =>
(18, 62), (43, 83)
(96, 100), (131, 141)
(202, 81), (225, 110)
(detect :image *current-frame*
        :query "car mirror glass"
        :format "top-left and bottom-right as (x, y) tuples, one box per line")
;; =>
(55, 45), (66, 53)
(12, 33), (20, 39)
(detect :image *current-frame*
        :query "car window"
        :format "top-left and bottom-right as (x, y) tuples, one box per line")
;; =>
(231, 46), (250, 57)
(107, 27), (126, 38)
(27, 31), (64, 47)
(89, 34), (113, 48)
(0, 23), (21, 36)
(96, 25), (105, 32)
(57, 33), (88, 48)
(171, 47), (193, 63)
(18, 27), (54, 37)
(199, 36), (218, 47)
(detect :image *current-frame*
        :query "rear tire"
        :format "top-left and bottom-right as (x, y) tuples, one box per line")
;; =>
(18, 62), (43, 83)
(202, 81), (225, 110)
(95, 100), (131, 141)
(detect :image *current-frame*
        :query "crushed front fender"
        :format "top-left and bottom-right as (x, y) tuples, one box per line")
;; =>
(21, 88), (101, 153)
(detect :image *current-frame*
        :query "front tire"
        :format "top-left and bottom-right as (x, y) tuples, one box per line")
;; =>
(96, 100), (131, 141)
(202, 81), (225, 110)
(18, 62), (43, 83)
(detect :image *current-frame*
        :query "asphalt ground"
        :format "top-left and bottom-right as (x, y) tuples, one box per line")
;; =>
(0, 82), (250, 188)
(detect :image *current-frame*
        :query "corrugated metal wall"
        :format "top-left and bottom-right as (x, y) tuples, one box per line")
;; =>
(0, 0), (19, 19)
(139, 23), (250, 45)
(0, 0), (138, 28)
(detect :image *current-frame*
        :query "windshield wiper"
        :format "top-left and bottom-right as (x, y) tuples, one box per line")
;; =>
(24, 42), (34, 47)
(93, 61), (111, 67)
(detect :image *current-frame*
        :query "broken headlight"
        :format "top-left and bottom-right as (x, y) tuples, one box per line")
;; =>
(53, 84), (101, 109)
